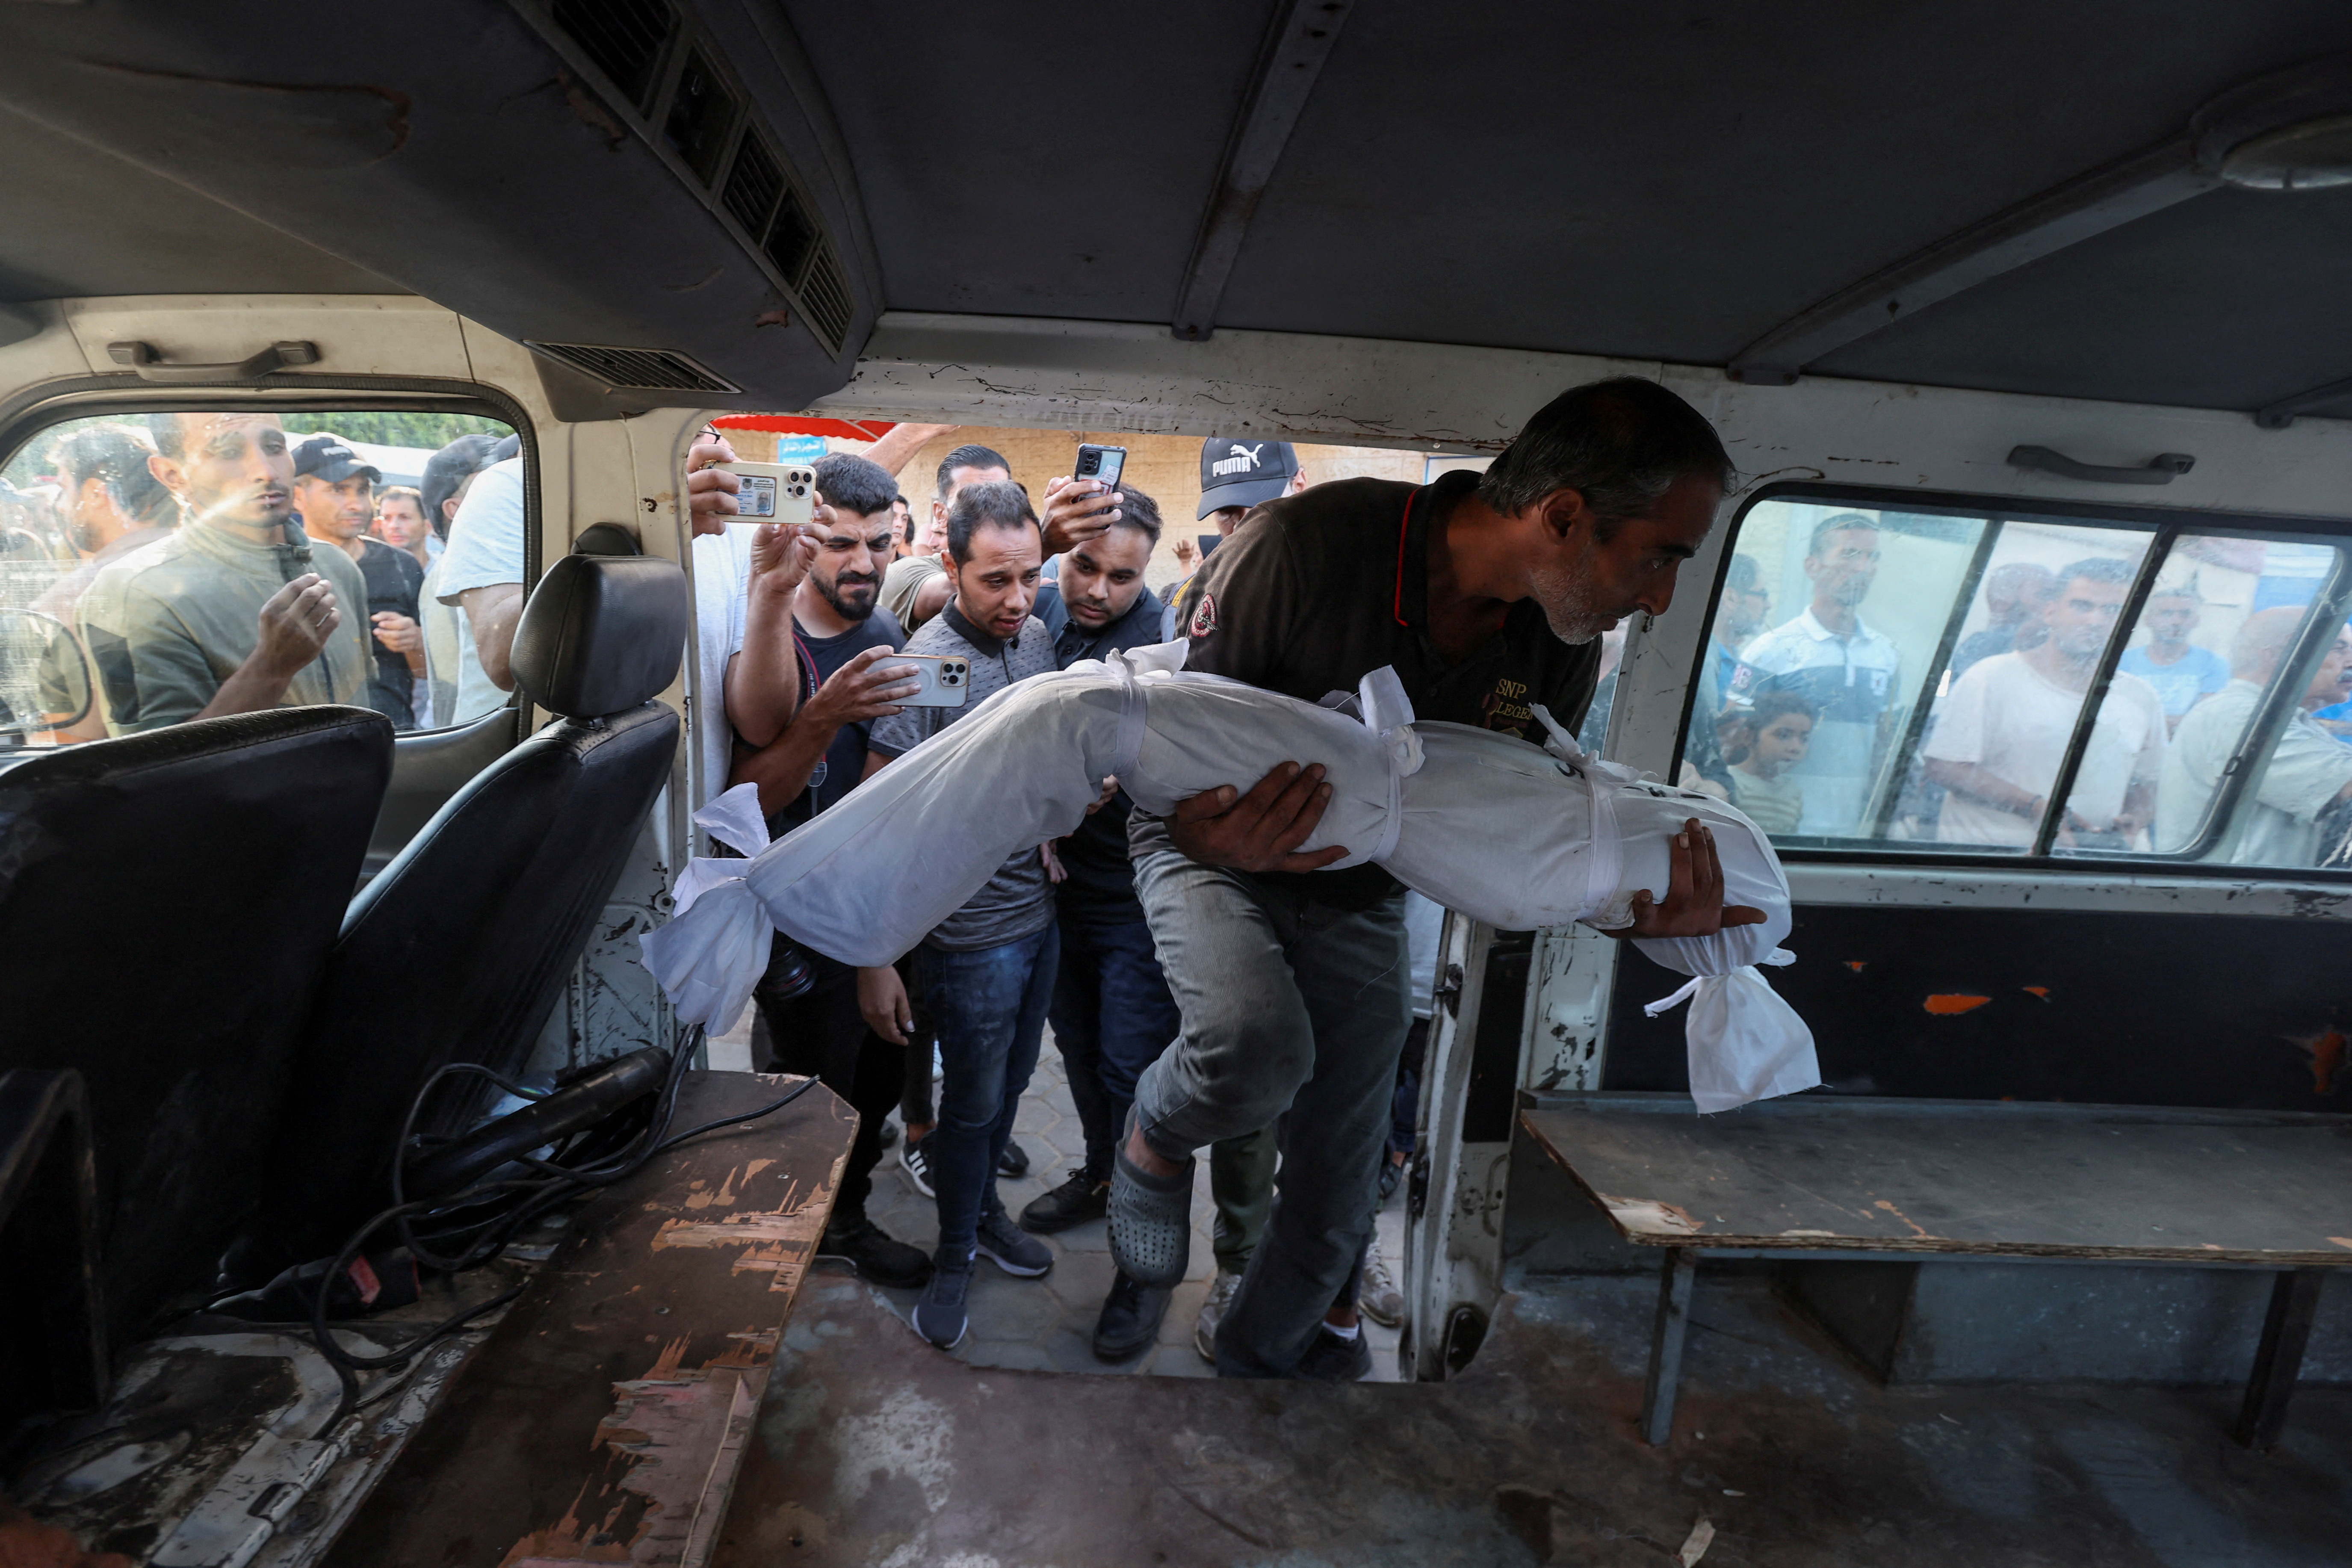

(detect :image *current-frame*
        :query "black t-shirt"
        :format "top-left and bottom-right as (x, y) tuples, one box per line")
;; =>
(1133, 470), (1602, 908)
(767, 607), (906, 835)
(356, 538), (424, 726)
(1051, 585), (1166, 924)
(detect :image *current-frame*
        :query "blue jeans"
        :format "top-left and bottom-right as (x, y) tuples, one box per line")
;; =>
(1130, 851), (1412, 1378)
(913, 924), (1057, 1257)
(1049, 913), (1183, 1181)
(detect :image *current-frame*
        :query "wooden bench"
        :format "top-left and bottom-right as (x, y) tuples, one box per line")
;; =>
(1520, 1093), (2352, 1449)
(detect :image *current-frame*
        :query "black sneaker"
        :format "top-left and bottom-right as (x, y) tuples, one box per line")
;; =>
(1091, 1270), (1171, 1362)
(974, 1208), (1053, 1277)
(1019, 1170), (1109, 1233)
(816, 1216), (934, 1290)
(899, 1134), (935, 1199)
(912, 1249), (975, 1349)
(1293, 1326), (1373, 1382)
(997, 1138), (1031, 1179)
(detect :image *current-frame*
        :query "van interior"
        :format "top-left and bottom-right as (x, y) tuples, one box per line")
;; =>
(3, 4), (2352, 1565)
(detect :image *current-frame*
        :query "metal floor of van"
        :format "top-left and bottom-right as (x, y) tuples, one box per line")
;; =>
(712, 1237), (2351, 1567)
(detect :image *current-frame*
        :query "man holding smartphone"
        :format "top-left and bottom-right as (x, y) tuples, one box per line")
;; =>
(1115, 379), (1746, 1381)
(718, 452), (939, 1289)
(863, 481), (1061, 1350)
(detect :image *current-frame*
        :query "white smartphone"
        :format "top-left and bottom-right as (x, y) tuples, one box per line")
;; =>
(718, 461), (816, 528)
(898, 653), (970, 708)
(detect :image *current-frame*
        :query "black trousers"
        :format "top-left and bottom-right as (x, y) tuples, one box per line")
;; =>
(751, 941), (902, 1225)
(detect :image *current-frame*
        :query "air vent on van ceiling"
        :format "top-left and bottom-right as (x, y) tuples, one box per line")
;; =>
(524, 0), (859, 354)
(523, 341), (740, 393)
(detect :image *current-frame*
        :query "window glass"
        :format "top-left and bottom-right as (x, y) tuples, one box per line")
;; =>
(1693, 494), (2352, 871)
(1706, 499), (1997, 842)
(0, 408), (518, 750)
(2139, 538), (2352, 867)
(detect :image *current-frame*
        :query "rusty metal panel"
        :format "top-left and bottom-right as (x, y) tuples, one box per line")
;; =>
(320, 1071), (852, 1568)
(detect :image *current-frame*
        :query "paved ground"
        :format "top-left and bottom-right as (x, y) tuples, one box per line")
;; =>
(709, 1022), (1408, 1379)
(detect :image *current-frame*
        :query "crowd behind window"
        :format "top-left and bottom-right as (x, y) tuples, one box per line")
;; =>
(0, 408), (520, 746)
(1684, 497), (2352, 871)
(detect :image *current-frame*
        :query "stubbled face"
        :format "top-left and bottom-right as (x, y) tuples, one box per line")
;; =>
(1525, 475), (1719, 644)
(2305, 631), (2352, 709)
(1720, 582), (1770, 644)
(1806, 527), (1881, 609)
(2145, 595), (2199, 647)
(1061, 524), (1153, 630)
(1752, 712), (1813, 771)
(2046, 573), (2127, 662)
(378, 494), (429, 549)
(293, 472), (376, 544)
(810, 507), (894, 622)
(947, 520), (1042, 639)
(154, 413), (293, 533)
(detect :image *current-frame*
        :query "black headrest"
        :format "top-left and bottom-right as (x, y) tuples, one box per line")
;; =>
(511, 554), (688, 718)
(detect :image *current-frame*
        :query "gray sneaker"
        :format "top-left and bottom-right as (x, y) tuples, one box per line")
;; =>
(1194, 1268), (1243, 1362)
(1358, 1242), (1404, 1328)
(975, 1208), (1053, 1278)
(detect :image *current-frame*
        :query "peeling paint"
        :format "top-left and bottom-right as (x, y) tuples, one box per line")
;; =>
(1600, 1196), (1703, 1234)
(1923, 994), (1991, 1016)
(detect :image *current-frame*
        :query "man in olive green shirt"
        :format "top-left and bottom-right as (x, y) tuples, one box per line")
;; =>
(81, 410), (369, 733)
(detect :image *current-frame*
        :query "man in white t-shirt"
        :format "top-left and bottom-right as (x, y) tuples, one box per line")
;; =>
(2156, 608), (2352, 865)
(1925, 557), (2165, 849)
(433, 452), (526, 724)
(1729, 514), (1902, 835)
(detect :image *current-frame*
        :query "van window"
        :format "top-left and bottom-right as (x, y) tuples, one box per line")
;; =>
(1694, 493), (2352, 870)
(0, 408), (520, 747)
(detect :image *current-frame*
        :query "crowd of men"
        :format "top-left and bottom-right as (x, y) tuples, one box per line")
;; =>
(15, 410), (528, 740)
(1693, 511), (2352, 862)
(684, 421), (1471, 1372)
(19, 383), (2352, 1379)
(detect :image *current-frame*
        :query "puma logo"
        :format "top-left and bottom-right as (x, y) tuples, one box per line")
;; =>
(1209, 442), (1266, 477)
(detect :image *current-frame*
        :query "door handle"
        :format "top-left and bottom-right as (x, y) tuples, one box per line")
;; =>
(107, 339), (319, 384)
(2007, 444), (2194, 485)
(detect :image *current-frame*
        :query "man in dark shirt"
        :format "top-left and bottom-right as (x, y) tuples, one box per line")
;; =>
(290, 435), (423, 729)
(726, 452), (933, 1291)
(1011, 486), (1184, 1360)
(1117, 378), (1746, 1380)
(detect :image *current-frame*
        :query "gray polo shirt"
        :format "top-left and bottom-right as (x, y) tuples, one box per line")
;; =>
(868, 601), (1058, 951)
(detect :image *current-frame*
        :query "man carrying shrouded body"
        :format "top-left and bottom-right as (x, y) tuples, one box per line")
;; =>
(1117, 378), (1755, 1379)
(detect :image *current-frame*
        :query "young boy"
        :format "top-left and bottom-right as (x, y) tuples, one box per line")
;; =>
(1728, 691), (1816, 837)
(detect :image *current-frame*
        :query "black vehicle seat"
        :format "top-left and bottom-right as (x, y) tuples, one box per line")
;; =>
(0, 708), (393, 1349)
(247, 553), (688, 1273)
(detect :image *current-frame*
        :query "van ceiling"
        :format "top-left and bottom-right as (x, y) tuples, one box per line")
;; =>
(0, 2), (2349, 420)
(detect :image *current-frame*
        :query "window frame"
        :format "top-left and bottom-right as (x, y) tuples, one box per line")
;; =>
(0, 375), (539, 741)
(1686, 478), (2352, 883)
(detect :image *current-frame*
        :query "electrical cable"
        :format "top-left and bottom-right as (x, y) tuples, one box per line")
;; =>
(305, 1029), (816, 1437)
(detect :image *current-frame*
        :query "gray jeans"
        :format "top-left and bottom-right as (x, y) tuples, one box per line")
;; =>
(1131, 849), (1412, 1377)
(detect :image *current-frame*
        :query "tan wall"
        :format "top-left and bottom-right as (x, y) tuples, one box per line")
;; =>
(725, 422), (1470, 589)
(855, 427), (1435, 589)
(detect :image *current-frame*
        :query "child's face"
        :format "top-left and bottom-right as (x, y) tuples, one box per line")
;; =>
(1753, 713), (1813, 772)
(1714, 711), (1755, 765)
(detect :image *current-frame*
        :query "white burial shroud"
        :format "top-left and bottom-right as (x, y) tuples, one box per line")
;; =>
(641, 641), (1820, 1114)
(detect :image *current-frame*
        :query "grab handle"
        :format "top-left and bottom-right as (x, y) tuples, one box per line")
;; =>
(2007, 444), (2194, 485)
(107, 339), (319, 384)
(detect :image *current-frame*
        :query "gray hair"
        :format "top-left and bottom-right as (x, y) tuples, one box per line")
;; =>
(1476, 377), (1732, 536)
